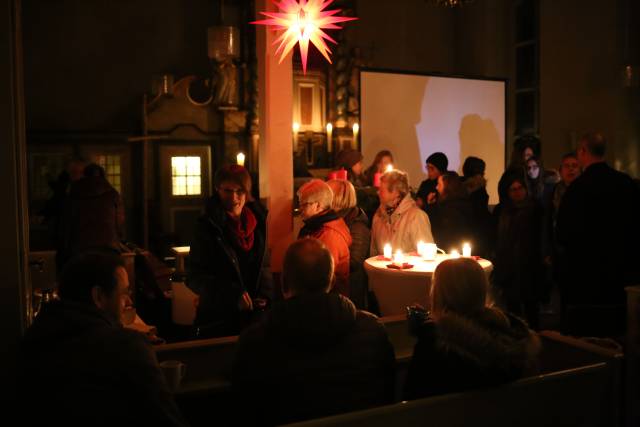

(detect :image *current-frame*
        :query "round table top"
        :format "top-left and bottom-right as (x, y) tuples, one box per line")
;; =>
(364, 254), (493, 276)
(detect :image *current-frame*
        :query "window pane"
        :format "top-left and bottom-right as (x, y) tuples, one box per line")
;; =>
(172, 157), (186, 176)
(186, 157), (201, 175)
(186, 176), (201, 195)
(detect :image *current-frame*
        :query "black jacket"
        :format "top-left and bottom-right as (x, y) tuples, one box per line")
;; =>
(404, 309), (540, 400)
(18, 300), (187, 427)
(188, 196), (272, 337)
(556, 162), (640, 305)
(426, 196), (474, 252)
(339, 207), (370, 309)
(233, 292), (395, 426)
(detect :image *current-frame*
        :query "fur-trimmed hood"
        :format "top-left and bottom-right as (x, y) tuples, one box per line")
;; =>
(433, 309), (540, 380)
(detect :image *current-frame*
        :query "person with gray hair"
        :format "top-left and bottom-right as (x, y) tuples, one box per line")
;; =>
(556, 132), (640, 336)
(371, 169), (434, 255)
(233, 238), (395, 426)
(297, 179), (352, 297)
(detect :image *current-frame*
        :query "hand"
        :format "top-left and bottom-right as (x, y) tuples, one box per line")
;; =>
(427, 192), (437, 205)
(238, 291), (254, 312)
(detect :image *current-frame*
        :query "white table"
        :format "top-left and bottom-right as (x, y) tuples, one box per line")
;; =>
(364, 254), (493, 316)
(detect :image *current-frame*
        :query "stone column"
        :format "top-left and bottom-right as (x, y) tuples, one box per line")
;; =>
(255, 0), (294, 273)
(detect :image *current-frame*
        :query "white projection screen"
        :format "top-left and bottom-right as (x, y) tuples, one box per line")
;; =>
(361, 70), (506, 204)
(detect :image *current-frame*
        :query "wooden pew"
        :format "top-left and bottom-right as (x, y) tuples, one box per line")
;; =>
(154, 318), (623, 427)
(282, 363), (610, 427)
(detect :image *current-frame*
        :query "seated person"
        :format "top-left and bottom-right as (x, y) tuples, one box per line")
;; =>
(416, 152), (448, 209)
(189, 164), (272, 337)
(404, 258), (540, 400)
(233, 238), (395, 426)
(297, 179), (352, 297)
(18, 252), (188, 427)
(370, 169), (434, 255)
(327, 179), (370, 309)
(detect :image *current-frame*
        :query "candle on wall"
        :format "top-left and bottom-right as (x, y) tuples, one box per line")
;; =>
(293, 122), (300, 150)
(236, 152), (245, 167)
(450, 249), (460, 259)
(352, 123), (359, 149)
(462, 242), (471, 257)
(383, 243), (392, 260)
(326, 122), (333, 153)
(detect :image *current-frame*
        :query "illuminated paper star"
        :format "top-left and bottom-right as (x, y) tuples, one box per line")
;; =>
(252, 0), (357, 73)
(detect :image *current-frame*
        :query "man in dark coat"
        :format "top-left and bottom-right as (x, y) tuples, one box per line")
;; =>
(416, 152), (448, 209)
(556, 132), (640, 335)
(18, 252), (188, 427)
(233, 238), (395, 426)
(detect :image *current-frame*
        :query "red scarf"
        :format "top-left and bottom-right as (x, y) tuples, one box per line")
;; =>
(226, 207), (257, 252)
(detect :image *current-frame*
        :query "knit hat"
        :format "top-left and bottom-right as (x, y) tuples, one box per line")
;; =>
(336, 149), (364, 169)
(426, 152), (448, 173)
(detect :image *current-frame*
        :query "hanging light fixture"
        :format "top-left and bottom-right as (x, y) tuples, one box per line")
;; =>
(427, 0), (475, 7)
(252, 0), (357, 74)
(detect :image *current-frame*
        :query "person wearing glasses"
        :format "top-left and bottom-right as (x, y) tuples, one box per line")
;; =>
(189, 165), (272, 337)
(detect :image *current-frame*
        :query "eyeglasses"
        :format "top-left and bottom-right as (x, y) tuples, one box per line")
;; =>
(219, 187), (246, 196)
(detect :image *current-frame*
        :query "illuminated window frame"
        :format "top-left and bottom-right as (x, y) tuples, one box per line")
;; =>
(171, 156), (202, 196)
(96, 154), (122, 193)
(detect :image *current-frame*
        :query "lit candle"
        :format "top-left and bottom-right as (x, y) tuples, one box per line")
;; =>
(462, 242), (471, 257)
(423, 243), (438, 261)
(293, 122), (300, 150)
(326, 122), (333, 153)
(236, 152), (245, 167)
(393, 249), (405, 266)
(417, 241), (425, 257)
(450, 249), (460, 259)
(386, 164), (393, 173)
(352, 123), (359, 149)
(383, 243), (392, 260)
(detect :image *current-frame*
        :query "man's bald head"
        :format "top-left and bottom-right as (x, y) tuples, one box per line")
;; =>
(283, 238), (334, 297)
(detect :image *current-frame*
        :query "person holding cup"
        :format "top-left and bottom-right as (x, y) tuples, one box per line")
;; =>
(189, 165), (273, 338)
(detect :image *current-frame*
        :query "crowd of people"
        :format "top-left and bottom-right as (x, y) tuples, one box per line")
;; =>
(18, 131), (640, 425)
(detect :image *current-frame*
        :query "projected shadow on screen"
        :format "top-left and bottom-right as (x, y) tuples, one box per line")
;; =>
(368, 78), (429, 184)
(458, 114), (502, 181)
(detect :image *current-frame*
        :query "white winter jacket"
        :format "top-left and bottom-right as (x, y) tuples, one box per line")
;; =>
(370, 194), (434, 256)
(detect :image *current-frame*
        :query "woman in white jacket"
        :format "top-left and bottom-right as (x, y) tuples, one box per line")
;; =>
(370, 169), (434, 256)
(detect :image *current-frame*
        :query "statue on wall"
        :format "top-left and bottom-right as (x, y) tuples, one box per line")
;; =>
(213, 59), (238, 107)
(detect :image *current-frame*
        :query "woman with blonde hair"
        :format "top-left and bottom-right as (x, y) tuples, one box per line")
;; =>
(327, 179), (370, 309)
(404, 258), (540, 400)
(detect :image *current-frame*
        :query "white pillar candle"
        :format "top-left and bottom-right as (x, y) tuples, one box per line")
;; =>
(326, 122), (333, 153)
(462, 242), (471, 257)
(292, 122), (300, 150)
(450, 249), (460, 259)
(352, 123), (359, 149)
(417, 241), (425, 257)
(383, 243), (392, 260)
(393, 250), (405, 266)
(236, 152), (245, 167)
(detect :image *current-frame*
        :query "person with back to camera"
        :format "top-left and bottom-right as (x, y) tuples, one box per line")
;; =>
(556, 132), (640, 336)
(370, 169), (434, 255)
(327, 179), (371, 309)
(404, 257), (540, 400)
(189, 164), (272, 338)
(232, 238), (395, 426)
(462, 156), (492, 258)
(416, 152), (448, 209)
(18, 251), (188, 427)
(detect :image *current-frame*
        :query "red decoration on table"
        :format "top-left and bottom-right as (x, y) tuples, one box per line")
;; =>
(373, 172), (382, 187)
(386, 263), (414, 270)
(327, 171), (338, 180)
